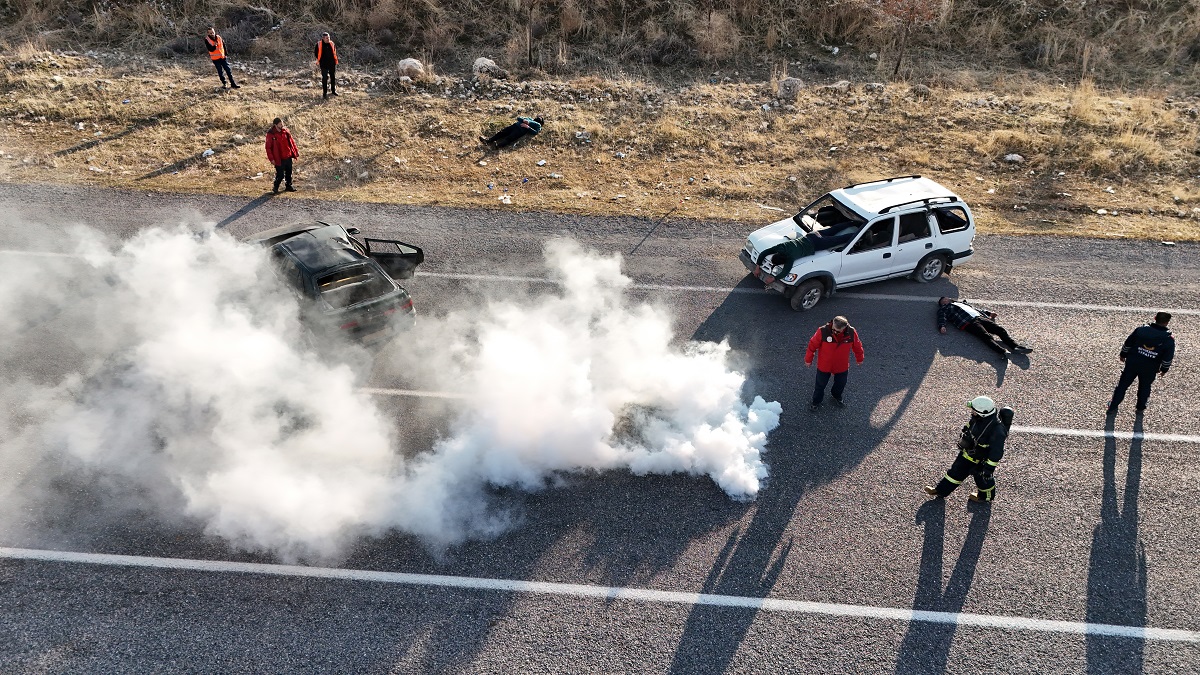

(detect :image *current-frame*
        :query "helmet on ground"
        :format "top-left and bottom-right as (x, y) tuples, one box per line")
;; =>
(967, 396), (996, 415)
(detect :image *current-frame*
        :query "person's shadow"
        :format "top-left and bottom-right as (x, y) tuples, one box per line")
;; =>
(894, 499), (992, 674)
(1085, 413), (1146, 673)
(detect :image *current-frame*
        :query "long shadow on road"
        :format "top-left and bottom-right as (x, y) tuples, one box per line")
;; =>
(1085, 414), (1146, 673)
(894, 499), (991, 674)
(668, 275), (957, 672)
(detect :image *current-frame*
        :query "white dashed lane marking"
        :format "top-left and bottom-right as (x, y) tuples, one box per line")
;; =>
(1, 547), (1196, 643)
(2, 251), (1197, 316)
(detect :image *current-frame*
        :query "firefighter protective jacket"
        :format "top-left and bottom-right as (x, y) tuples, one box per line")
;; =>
(1120, 323), (1175, 374)
(962, 411), (1008, 468)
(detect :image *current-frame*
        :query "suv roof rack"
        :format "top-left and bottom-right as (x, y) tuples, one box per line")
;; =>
(842, 175), (922, 190)
(879, 195), (959, 214)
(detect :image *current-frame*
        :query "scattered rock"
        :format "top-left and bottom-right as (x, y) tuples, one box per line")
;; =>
(776, 77), (805, 102)
(909, 84), (932, 99)
(473, 57), (508, 79)
(201, 148), (214, 157)
(396, 58), (425, 78)
(1096, 208), (1109, 215)
(822, 80), (852, 94)
(863, 82), (885, 94)
(1003, 153), (1024, 163)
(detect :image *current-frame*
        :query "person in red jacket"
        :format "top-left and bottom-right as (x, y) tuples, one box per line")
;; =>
(265, 118), (299, 194)
(805, 315), (865, 411)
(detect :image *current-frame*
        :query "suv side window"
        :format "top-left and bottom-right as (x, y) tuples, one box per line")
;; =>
(933, 206), (970, 234)
(898, 212), (932, 242)
(848, 218), (895, 254)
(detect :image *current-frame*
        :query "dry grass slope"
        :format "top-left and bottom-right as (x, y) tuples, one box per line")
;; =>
(2, 47), (1199, 240)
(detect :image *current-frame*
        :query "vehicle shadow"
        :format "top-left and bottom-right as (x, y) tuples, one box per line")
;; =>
(893, 499), (991, 674)
(667, 278), (955, 672)
(1085, 413), (1146, 673)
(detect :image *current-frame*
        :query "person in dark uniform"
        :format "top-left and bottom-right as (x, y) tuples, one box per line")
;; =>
(480, 116), (544, 149)
(924, 396), (1009, 503)
(937, 297), (1033, 360)
(1106, 312), (1175, 415)
(315, 32), (339, 99)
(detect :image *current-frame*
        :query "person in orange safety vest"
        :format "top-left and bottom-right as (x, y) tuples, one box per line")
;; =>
(204, 27), (239, 89)
(315, 32), (339, 99)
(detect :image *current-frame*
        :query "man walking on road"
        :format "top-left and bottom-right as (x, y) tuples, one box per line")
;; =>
(1107, 312), (1175, 415)
(204, 27), (240, 89)
(937, 297), (1033, 360)
(265, 118), (299, 194)
(924, 396), (1011, 503)
(315, 32), (339, 99)
(805, 315), (865, 411)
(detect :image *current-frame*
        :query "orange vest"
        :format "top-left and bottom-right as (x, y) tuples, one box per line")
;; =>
(206, 35), (225, 61)
(316, 40), (338, 65)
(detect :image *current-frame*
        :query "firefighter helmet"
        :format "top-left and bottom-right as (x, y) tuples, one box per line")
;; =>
(967, 396), (996, 415)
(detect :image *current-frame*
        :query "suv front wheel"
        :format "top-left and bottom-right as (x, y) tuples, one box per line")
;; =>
(789, 279), (824, 312)
(914, 254), (947, 283)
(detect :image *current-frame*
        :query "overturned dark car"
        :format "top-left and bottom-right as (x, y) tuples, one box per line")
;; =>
(247, 222), (424, 347)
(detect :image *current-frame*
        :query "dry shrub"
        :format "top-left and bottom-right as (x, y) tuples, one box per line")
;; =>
(805, 0), (876, 44)
(367, 0), (399, 32)
(1109, 127), (1171, 172)
(692, 11), (739, 62)
(559, 0), (585, 36)
(504, 34), (526, 67)
(1067, 79), (1102, 126)
(976, 129), (1047, 160)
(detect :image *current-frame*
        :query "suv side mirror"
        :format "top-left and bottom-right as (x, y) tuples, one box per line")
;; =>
(346, 227), (361, 235)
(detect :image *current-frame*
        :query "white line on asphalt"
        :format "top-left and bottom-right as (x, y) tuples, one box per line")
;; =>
(837, 292), (1200, 316)
(1, 546), (1195, 643)
(359, 387), (466, 399)
(363, 389), (1200, 444)
(415, 272), (1200, 315)
(4, 250), (1198, 315)
(1013, 425), (1200, 444)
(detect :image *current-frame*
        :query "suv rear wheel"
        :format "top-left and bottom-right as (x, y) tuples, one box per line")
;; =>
(789, 279), (824, 312)
(914, 254), (947, 283)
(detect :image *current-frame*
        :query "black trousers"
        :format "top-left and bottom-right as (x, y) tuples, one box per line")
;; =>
(321, 65), (337, 95)
(1110, 364), (1157, 410)
(811, 369), (847, 405)
(934, 451), (997, 500)
(212, 58), (236, 86)
(964, 318), (1018, 354)
(486, 124), (533, 148)
(273, 158), (293, 190)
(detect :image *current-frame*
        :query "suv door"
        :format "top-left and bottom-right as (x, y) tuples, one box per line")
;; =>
(363, 238), (425, 280)
(837, 217), (897, 285)
(890, 210), (936, 276)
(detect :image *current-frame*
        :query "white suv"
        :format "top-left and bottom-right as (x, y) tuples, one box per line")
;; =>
(739, 175), (976, 311)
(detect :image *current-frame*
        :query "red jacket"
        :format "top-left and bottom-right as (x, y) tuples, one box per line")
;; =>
(805, 322), (865, 373)
(265, 126), (298, 166)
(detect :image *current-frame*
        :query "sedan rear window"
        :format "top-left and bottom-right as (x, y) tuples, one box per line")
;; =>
(316, 264), (394, 309)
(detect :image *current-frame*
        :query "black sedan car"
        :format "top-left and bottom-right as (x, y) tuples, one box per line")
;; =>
(247, 222), (424, 347)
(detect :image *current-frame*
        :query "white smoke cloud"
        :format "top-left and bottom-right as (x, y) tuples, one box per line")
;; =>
(0, 225), (780, 561)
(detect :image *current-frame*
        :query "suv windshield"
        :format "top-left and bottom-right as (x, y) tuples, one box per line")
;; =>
(794, 196), (867, 233)
(316, 264), (395, 309)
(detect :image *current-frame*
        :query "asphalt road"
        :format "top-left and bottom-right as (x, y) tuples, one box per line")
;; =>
(1, 183), (1198, 674)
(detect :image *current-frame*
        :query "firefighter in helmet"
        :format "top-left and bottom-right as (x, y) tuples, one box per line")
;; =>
(924, 396), (1009, 503)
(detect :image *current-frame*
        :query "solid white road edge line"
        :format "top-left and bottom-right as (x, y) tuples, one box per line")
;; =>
(363, 389), (1200, 443)
(1, 251), (1197, 315)
(1012, 425), (1200, 444)
(1, 546), (1195, 643)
